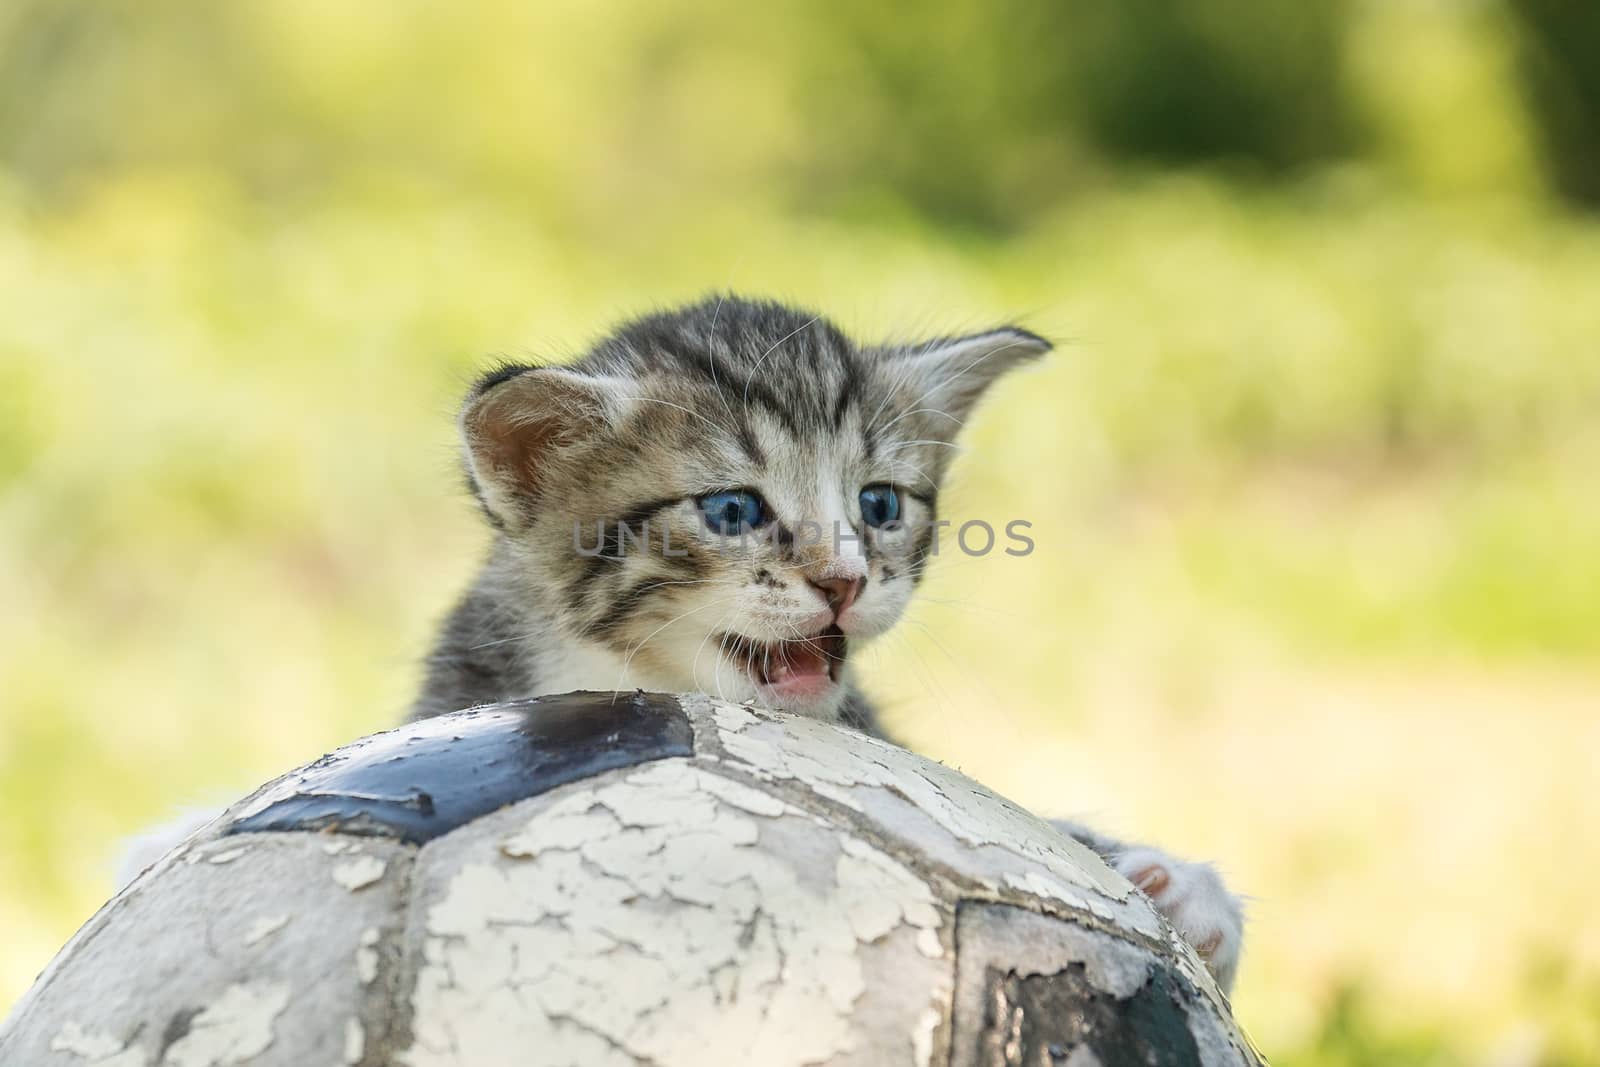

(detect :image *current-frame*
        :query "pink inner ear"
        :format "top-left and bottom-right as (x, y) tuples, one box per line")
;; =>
(477, 408), (559, 491)
(467, 369), (620, 502)
(464, 372), (609, 499)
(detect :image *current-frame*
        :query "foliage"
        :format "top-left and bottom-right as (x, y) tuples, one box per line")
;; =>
(1508, 0), (1600, 207)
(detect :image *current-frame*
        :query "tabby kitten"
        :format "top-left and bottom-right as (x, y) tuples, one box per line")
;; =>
(416, 295), (1245, 991)
(413, 296), (1032, 729)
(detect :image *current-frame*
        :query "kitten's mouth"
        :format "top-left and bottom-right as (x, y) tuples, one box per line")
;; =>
(719, 625), (847, 698)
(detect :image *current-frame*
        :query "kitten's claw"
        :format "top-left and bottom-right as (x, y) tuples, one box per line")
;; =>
(1113, 847), (1244, 994)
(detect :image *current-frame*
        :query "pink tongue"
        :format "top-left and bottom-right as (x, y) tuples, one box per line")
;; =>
(769, 641), (830, 682)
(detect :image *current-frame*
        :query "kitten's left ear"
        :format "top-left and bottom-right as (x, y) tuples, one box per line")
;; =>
(459, 365), (634, 526)
(885, 327), (1052, 426)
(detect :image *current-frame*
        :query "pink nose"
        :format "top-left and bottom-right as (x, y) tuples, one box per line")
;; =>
(809, 576), (863, 615)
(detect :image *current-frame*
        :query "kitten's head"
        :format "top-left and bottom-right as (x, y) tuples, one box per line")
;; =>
(461, 296), (1047, 720)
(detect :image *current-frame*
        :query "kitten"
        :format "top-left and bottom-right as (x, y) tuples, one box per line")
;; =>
(415, 295), (1245, 991)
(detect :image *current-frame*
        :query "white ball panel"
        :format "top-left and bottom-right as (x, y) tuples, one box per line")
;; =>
(399, 758), (952, 1067)
(5, 835), (410, 1067)
(1, 696), (1259, 1067)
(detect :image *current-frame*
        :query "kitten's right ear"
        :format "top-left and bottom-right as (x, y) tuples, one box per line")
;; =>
(460, 365), (631, 524)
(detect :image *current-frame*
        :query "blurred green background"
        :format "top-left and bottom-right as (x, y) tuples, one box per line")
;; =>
(2, 1), (1598, 1062)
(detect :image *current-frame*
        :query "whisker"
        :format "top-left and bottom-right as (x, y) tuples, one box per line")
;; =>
(865, 336), (942, 437)
(874, 406), (965, 438)
(619, 396), (723, 435)
(898, 614), (1009, 718)
(704, 291), (739, 423)
(742, 314), (820, 415)
(885, 438), (964, 452)
(911, 595), (1027, 622)
(885, 458), (938, 490)
(691, 602), (741, 702)
(612, 598), (728, 692)
(921, 338), (1035, 412)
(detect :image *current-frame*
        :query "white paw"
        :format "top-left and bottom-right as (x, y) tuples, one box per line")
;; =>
(1113, 846), (1244, 994)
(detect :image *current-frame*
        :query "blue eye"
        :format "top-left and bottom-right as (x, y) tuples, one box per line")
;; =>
(698, 490), (767, 534)
(859, 484), (900, 527)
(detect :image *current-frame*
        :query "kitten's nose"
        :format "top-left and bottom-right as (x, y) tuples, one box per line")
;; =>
(809, 576), (863, 616)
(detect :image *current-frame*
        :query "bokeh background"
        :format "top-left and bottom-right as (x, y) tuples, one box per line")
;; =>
(3, 1), (1598, 1062)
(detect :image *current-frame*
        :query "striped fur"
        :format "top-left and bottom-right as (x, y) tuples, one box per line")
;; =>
(131, 295), (1247, 988)
(411, 295), (1049, 732)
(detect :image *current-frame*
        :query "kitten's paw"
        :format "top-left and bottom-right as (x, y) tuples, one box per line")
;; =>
(1113, 847), (1244, 994)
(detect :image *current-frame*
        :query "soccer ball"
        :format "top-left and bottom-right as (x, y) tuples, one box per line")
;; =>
(1, 693), (1259, 1066)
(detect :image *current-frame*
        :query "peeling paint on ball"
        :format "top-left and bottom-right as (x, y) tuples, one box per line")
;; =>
(403, 760), (951, 1066)
(0, 693), (1262, 1067)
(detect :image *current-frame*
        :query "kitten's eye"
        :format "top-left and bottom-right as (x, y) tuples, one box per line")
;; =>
(858, 484), (900, 527)
(698, 490), (768, 534)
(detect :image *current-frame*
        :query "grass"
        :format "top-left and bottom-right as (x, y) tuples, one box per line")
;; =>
(2, 170), (1598, 1064)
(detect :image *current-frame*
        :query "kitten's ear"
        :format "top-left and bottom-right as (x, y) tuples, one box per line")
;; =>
(886, 327), (1051, 427)
(459, 365), (632, 523)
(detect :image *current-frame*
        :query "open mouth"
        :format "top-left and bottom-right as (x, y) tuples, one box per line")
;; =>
(719, 625), (848, 694)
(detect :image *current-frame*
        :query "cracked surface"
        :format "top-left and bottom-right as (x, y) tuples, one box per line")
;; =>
(949, 904), (1260, 1067)
(223, 692), (693, 844)
(333, 855), (389, 891)
(692, 699), (1164, 939)
(49, 1021), (150, 1067)
(1, 836), (410, 1067)
(158, 981), (290, 1067)
(400, 758), (951, 1066)
(2, 694), (1255, 1067)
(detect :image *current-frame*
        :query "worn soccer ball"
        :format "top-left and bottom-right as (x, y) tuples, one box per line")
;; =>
(2, 693), (1260, 1067)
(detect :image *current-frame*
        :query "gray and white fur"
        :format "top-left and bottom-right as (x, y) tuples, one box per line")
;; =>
(414, 296), (1031, 729)
(117, 296), (1243, 991)
(413, 295), (1245, 990)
